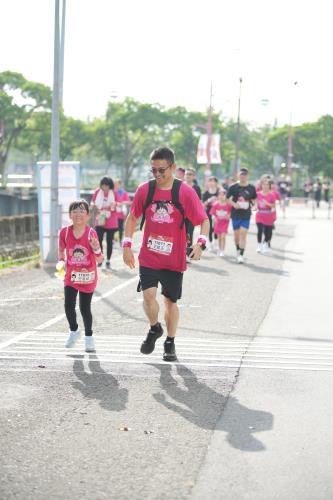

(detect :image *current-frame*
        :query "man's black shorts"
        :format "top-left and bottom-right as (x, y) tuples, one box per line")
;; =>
(138, 266), (183, 303)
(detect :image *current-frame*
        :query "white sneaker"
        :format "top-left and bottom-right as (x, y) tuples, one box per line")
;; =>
(85, 336), (96, 353)
(219, 251), (225, 257)
(262, 242), (269, 253)
(237, 254), (244, 264)
(65, 330), (81, 348)
(256, 244), (262, 253)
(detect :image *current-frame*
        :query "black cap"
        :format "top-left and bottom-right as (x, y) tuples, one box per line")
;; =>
(239, 168), (249, 175)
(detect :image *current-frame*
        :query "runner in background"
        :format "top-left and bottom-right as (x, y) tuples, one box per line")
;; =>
(202, 176), (219, 252)
(323, 176), (331, 204)
(90, 177), (118, 270)
(313, 177), (322, 208)
(256, 179), (276, 253)
(122, 147), (209, 362)
(227, 168), (257, 263)
(114, 179), (131, 245)
(184, 167), (202, 257)
(210, 188), (232, 256)
(175, 167), (185, 181)
(57, 199), (103, 353)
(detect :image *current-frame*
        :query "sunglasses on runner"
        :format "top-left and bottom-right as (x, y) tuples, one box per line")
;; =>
(150, 166), (171, 175)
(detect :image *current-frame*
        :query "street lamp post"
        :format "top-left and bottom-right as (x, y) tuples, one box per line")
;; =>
(234, 77), (242, 177)
(48, 0), (66, 263)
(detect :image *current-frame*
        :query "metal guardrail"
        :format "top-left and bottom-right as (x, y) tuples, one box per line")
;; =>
(0, 214), (39, 245)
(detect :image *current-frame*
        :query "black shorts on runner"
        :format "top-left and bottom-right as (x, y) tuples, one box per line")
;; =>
(138, 266), (183, 303)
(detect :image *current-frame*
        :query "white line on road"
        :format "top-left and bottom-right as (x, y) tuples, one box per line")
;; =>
(0, 276), (138, 351)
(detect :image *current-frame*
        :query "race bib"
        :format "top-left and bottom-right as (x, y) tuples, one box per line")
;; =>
(71, 269), (95, 284)
(238, 201), (249, 209)
(147, 234), (173, 255)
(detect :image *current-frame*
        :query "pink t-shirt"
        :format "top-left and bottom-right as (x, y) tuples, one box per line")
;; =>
(210, 201), (232, 234)
(131, 181), (208, 272)
(92, 188), (119, 229)
(256, 192), (276, 226)
(59, 225), (101, 293)
(115, 190), (131, 220)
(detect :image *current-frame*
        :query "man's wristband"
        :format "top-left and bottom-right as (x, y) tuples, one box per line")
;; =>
(122, 237), (133, 248)
(197, 235), (208, 245)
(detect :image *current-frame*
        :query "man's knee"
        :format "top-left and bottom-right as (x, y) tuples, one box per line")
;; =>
(164, 296), (177, 310)
(143, 287), (157, 304)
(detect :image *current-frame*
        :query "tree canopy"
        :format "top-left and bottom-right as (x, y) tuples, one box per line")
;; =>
(2, 71), (333, 188)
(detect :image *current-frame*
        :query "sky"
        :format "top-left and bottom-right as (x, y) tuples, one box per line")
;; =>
(1, 0), (333, 128)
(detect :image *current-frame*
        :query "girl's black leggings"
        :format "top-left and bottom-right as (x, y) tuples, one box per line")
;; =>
(207, 212), (218, 242)
(256, 223), (273, 243)
(96, 226), (116, 260)
(64, 286), (93, 336)
(117, 218), (125, 243)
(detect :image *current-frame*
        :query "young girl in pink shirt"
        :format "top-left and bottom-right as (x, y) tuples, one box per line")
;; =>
(256, 179), (276, 253)
(210, 189), (232, 257)
(57, 199), (103, 352)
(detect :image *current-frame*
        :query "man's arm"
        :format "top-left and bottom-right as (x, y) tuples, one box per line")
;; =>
(226, 186), (240, 209)
(190, 218), (210, 260)
(122, 212), (138, 269)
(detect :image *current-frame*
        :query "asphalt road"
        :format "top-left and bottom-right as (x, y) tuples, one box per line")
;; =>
(0, 204), (332, 500)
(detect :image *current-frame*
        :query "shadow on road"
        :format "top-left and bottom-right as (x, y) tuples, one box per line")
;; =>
(71, 355), (128, 412)
(150, 363), (273, 452)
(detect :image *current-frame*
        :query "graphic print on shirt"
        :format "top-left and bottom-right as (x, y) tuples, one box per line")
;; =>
(69, 245), (95, 284)
(216, 209), (228, 218)
(150, 201), (174, 224)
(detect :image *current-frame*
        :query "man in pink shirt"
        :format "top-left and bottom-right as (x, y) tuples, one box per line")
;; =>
(122, 147), (209, 361)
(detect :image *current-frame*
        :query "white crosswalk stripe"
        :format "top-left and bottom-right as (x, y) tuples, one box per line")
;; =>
(0, 332), (333, 372)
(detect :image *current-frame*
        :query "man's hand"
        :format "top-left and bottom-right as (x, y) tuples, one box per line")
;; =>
(123, 247), (135, 269)
(189, 244), (203, 261)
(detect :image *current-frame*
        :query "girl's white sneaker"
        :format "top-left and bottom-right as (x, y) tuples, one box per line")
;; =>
(65, 330), (81, 348)
(85, 336), (96, 353)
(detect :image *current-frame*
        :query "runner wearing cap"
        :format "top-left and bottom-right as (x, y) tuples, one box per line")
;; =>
(122, 147), (209, 361)
(226, 168), (257, 263)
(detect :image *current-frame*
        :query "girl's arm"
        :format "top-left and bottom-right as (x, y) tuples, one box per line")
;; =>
(89, 235), (104, 264)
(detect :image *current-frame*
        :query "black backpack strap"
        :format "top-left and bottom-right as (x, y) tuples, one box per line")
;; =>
(140, 180), (156, 230)
(171, 179), (185, 229)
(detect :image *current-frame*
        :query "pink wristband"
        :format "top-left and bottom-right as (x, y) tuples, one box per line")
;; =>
(122, 241), (132, 248)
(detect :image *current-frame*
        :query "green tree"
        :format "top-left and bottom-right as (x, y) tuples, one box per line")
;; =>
(0, 71), (51, 180)
(90, 98), (166, 186)
(267, 115), (333, 176)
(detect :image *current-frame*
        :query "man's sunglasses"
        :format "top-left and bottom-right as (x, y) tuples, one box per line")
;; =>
(150, 165), (171, 175)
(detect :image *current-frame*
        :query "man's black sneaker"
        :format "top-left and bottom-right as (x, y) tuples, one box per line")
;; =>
(163, 340), (177, 362)
(140, 324), (164, 354)
(105, 261), (111, 270)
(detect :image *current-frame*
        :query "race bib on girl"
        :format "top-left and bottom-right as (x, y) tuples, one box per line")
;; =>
(147, 234), (173, 255)
(70, 268), (95, 284)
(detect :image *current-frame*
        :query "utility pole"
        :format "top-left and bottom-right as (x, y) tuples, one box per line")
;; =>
(234, 77), (242, 177)
(287, 81), (298, 179)
(206, 82), (213, 173)
(59, 0), (66, 106)
(48, 0), (66, 263)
